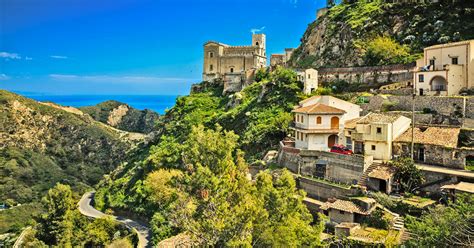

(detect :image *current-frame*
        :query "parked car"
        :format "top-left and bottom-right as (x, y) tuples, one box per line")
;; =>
(330, 145), (353, 155)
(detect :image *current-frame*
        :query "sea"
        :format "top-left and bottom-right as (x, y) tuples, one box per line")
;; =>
(27, 95), (179, 114)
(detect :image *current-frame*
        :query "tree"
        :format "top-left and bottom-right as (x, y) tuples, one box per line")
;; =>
(360, 36), (416, 66)
(36, 183), (75, 246)
(327, 0), (335, 8)
(392, 157), (424, 193)
(406, 194), (474, 247)
(86, 216), (118, 246)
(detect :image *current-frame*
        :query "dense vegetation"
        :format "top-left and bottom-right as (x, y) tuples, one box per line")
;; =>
(20, 183), (136, 247)
(80, 100), (160, 133)
(95, 68), (329, 245)
(290, 0), (474, 68)
(0, 90), (134, 234)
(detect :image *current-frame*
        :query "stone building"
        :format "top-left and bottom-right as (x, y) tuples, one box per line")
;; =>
(393, 127), (468, 169)
(414, 39), (474, 96)
(202, 34), (267, 93)
(270, 48), (295, 68)
(320, 198), (376, 224)
(344, 113), (411, 162)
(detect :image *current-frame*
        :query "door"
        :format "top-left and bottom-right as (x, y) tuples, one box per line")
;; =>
(379, 180), (387, 193)
(328, 135), (338, 148)
(418, 148), (425, 162)
(419, 88), (424, 96)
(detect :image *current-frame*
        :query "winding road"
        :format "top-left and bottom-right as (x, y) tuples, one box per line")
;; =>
(78, 192), (151, 248)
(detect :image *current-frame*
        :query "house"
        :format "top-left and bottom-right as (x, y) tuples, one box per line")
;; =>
(202, 34), (267, 93)
(345, 113), (411, 161)
(270, 48), (295, 68)
(414, 39), (474, 96)
(393, 127), (467, 169)
(320, 198), (376, 224)
(366, 164), (397, 194)
(292, 95), (361, 151)
(297, 68), (319, 95)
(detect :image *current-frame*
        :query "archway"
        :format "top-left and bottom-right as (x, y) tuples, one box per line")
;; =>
(328, 135), (338, 148)
(331, 116), (340, 129)
(430, 76), (447, 91)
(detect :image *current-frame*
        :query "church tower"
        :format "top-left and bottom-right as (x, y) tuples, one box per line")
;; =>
(252, 33), (266, 56)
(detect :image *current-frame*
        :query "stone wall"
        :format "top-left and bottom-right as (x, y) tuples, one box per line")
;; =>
(297, 176), (361, 201)
(317, 64), (415, 86)
(299, 150), (371, 185)
(361, 95), (470, 126)
(420, 170), (459, 193)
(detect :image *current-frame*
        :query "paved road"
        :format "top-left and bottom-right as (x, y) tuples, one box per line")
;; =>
(78, 192), (151, 248)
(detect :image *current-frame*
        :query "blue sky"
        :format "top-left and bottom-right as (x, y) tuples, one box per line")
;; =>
(1, 0), (325, 95)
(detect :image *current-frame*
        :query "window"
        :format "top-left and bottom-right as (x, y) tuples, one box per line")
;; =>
(301, 116), (304, 123)
(230, 68), (234, 73)
(376, 127), (382, 134)
(372, 145), (376, 151)
(308, 74), (311, 79)
(209, 52), (214, 58)
(209, 64), (213, 71)
(452, 57), (458, 65)
(316, 116), (322, 124)
(418, 74), (424, 82)
(256, 42), (259, 46)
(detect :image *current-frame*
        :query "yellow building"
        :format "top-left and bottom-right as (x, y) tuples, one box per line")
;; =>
(202, 34), (267, 93)
(345, 113), (411, 162)
(292, 95), (361, 151)
(414, 39), (474, 96)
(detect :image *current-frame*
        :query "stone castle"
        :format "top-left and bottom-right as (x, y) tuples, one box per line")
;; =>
(202, 34), (267, 93)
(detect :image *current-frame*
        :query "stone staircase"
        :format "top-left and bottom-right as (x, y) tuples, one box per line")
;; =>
(392, 215), (412, 242)
(358, 163), (378, 188)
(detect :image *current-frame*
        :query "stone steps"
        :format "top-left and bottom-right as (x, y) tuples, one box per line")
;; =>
(358, 163), (378, 187)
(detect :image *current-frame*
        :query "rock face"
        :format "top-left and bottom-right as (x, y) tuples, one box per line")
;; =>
(80, 100), (160, 133)
(0, 90), (135, 204)
(290, 1), (474, 68)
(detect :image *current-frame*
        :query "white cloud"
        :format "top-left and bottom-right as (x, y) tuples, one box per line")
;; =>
(48, 74), (197, 83)
(50, 55), (68, 59)
(0, 74), (11, 80)
(0, 52), (21, 60)
(25, 57), (33, 60)
(250, 26), (266, 34)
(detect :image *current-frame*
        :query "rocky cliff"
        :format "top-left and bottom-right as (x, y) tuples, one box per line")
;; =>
(80, 100), (160, 133)
(289, 0), (474, 68)
(0, 90), (140, 205)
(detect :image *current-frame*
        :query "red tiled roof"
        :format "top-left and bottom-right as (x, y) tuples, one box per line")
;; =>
(292, 103), (345, 115)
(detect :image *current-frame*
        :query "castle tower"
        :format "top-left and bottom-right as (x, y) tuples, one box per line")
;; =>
(252, 33), (266, 51)
(252, 34), (267, 68)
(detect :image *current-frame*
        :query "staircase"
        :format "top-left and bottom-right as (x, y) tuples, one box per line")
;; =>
(358, 163), (378, 188)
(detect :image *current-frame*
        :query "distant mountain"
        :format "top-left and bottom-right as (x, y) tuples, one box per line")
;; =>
(0, 90), (142, 207)
(80, 100), (160, 133)
(289, 0), (474, 68)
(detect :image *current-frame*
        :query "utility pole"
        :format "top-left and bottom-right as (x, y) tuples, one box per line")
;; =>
(411, 92), (415, 160)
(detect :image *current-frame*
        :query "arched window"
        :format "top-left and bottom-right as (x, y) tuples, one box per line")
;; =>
(209, 52), (214, 58)
(316, 116), (322, 124)
(230, 68), (234, 73)
(256, 42), (259, 46)
(209, 64), (213, 71)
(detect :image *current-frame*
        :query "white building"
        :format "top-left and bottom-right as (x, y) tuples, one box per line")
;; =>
(297, 68), (319, 95)
(292, 96), (361, 151)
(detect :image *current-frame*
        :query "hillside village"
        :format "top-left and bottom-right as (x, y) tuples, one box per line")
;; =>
(197, 8), (474, 247)
(3, 0), (474, 247)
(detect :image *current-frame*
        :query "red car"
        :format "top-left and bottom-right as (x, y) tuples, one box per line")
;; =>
(330, 145), (353, 155)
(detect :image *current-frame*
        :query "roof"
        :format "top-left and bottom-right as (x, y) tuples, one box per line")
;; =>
(345, 117), (362, 129)
(292, 103), (345, 115)
(204, 40), (229, 47)
(395, 127), (460, 148)
(425, 39), (474, 50)
(441, 182), (474, 193)
(368, 165), (396, 180)
(271, 54), (285, 57)
(320, 199), (370, 215)
(356, 113), (402, 124)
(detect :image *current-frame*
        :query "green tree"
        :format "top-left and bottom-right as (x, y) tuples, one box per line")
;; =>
(36, 183), (75, 247)
(360, 36), (415, 66)
(86, 216), (118, 246)
(406, 194), (474, 247)
(150, 212), (175, 243)
(392, 157), (424, 193)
